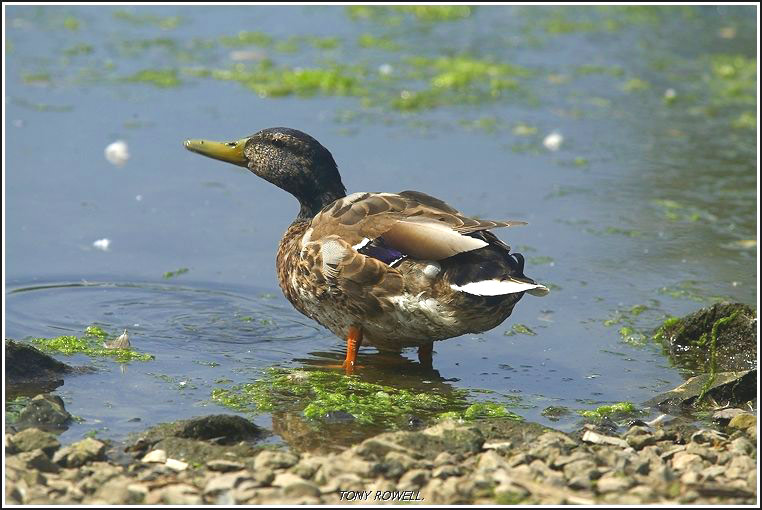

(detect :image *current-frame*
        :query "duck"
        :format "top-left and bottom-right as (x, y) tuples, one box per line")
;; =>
(184, 127), (548, 373)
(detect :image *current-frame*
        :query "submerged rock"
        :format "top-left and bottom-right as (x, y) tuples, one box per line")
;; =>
(654, 302), (756, 372)
(13, 394), (73, 433)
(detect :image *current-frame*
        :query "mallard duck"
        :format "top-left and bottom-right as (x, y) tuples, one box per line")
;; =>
(185, 128), (548, 373)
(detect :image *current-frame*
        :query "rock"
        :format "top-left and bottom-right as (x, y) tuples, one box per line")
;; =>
(399, 468), (430, 489)
(563, 459), (599, 482)
(729, 437), (754, 455)
(644, 370), (756, 412)
(141, 449), (167, 463)
(624, 426), (656, 450)
(712, 408), (747, 425)
(15, 394), (72, 432)
(685, 443), (717, 463)
(15, 449), (61, 473)
(671, 452), (702, 471)
(52, 438), (106, 467)
(476, 450), (508, 472)
(727, 413), (756, 431)
(581, 430), (629, 448)
(4, 340), (72, 390)
(725, 455), (755, 479)
(654, 302), (756, 372)
(154, 484), (202, 505)
(10, 428), (60, 455)
(253, 450), (299, 471)
(596, 473), (634, 493)
(207, 459), (245, 472)
(165, 458), (188, 471)
(176, 414), (267, 443)
(282, 479), (321, 499)
(432, 464), (463, 479)
(690, 429), (727, 445)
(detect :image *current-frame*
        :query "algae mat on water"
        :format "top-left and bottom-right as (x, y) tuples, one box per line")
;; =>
(211, 367), (523, 429)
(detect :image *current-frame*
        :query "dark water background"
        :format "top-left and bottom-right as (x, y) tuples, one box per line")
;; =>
(4, 5), (757, 448)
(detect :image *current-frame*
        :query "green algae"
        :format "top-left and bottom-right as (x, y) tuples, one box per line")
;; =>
(188, 60), (366, 98)
(163, 267), (189, 279)
(358, 34), (401, 51)
(578, 401), (639, 420)
(63, 43), (93, 56)
(124, 69), (181, 88)
(219, 31), (273, 48)
(113, 10), (182, 30)
(541, 405), (571, 421)
(347, 6), (473, 24)
(5, 396), (32, 424)
(30, 325), (153, 363)
(211, 367), (522, 428)
(696, 310), (743, 403)
(504, 324), (537, 337)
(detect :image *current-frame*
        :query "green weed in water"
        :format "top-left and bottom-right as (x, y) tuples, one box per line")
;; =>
(124, 69), (181, 88)
(211, 367), (521, 428)
(113, 10), (182, 30)
(163, 267), (189, 279)
(696, 310), (743, 403)
(31, 326), (153, 363)
(578, 401), (639, 420)
(504, 324), (537, 336)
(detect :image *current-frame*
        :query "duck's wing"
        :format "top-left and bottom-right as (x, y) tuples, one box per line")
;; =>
(308, 191), (526, 261)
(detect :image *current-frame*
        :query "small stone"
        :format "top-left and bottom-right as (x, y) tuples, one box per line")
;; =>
(596, 474), (634, 493)
(690, 429), (727, 445)
(701, 465), (726, 480)
(282, 479), (321, 499)
(432, 464), (463, 479)
(52, 438), (106, 468)
(729, 437), (754, 455)
(671, 452), (702, 471)
(476, 450), (508, 472)
(17, 449), (60, 473)
(10, 428), (60, 456)
(253, 450), (298, 471)
(688, 443), (719, 463)
(567, 474), (592, 490)
(728, 413), (756, 431)
(627, 485), (656, 502)
(625, 426), (657, 450)
(141, 449), (167, 464)
(725, 455), (755, 479)
(207, 459), (244, 472)
(563, 459), (599, 481)
(165, 458), (188, 471)
(433, 452), (457, 466)
(160, 484), (202, 505)
(712, 408), (747, 425)
(582, 430), (629, 448)
(681, 471), (702, 484)
(399, 468), (430, 489)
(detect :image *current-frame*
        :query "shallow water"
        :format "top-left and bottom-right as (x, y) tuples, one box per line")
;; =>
(4, 5), (757, 448)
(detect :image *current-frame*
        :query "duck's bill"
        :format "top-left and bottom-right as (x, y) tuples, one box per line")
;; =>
(184, 138), (248, 166)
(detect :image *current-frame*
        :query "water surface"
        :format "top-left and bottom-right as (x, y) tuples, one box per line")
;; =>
(4, 5), (757, 448)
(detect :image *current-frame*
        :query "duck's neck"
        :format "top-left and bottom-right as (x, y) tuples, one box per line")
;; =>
(295, 188), (346, 221)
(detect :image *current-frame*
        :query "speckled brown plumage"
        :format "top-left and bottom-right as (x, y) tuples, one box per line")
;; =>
(185, 127), (549, 366)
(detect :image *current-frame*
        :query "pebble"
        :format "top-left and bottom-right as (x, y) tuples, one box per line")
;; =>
(207, 459), (245, 472)
(141, 450), (167, 464)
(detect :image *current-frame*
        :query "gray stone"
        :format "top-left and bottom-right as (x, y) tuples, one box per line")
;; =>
(625, 426), (657, 450)
(16, 449), (60, 473)
(432, 464), (463, 479)
(685, 442), (718, 463)
(253, 450), (298, 471)
(10, 428), (60, 455)
(282, 479), (321, 499)
(729, 437), (754, 455)
(671, 452), (702, 472)
(596, 473), (634, 493)
(207, 459), (245, 472)
(141, 449), (167, 463)
(563, 459), (599, 481)
(16, 394), (72, 432)
(53, 438), (106, 468)
(399, 468), (430, 489)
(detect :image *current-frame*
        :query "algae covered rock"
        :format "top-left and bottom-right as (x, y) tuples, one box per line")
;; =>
(654, 302), (756, 372)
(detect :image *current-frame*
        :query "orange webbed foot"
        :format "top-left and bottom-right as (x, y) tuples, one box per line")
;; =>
(342, 325), (363, 375)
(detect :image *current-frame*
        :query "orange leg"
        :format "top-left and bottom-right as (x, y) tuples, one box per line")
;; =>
(342, 326), (363, 375)
(417, 342), (434, 369)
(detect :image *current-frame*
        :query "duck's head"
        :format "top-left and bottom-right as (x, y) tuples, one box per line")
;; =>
(185, 127), (346, 220)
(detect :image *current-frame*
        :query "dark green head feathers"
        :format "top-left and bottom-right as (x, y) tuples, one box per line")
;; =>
(185, 127), (346, 220)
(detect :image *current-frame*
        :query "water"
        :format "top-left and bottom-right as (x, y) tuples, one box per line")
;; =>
(4, 5), (757, 449)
